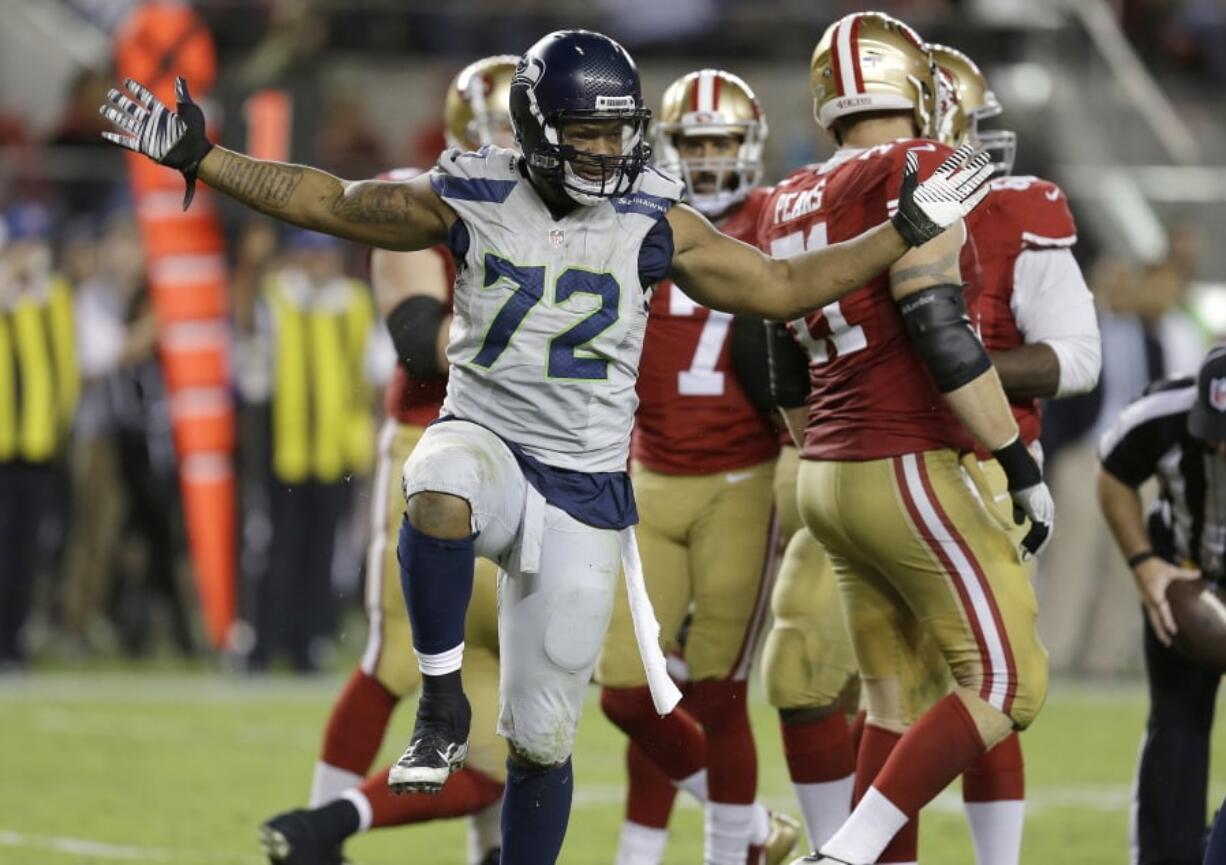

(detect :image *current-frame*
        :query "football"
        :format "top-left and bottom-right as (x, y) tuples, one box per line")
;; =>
(1168, 578), (1226, 672)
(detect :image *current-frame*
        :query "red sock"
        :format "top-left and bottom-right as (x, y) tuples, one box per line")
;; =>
(626, 741), (679, 828)
(361, 765), (503, 828)
(321, 669), (398, 773)
(852, 724), (900, 804)
(849, 709), (867, 758)
(600, 686), (706, 781)
(873, 694), (987, 817)
(780, 712), (855, 784)
(963, 731), (1024, 802)
(853, 724), (916, 863)
(688, 680), (756, 804)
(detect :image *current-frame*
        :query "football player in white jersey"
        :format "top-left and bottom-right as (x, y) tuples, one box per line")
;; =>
(100, 29), (1001, 865)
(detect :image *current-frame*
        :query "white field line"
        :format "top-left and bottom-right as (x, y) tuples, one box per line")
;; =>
(4, 782), (1223, 863)
(0, 830), (263, 864)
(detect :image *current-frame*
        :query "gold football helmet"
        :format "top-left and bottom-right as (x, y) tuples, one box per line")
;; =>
(655, 69), (767, 217)
(929, 44), (1016, 175)
(444, 55), (518, 151)
(810, 12), (935, 138)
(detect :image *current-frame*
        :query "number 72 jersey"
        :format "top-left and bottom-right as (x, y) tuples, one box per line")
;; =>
(432, 145), (684, 473)
(756, 140), (976, 461)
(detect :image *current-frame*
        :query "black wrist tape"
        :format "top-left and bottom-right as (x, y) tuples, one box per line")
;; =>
(993, 436), (1042, 491)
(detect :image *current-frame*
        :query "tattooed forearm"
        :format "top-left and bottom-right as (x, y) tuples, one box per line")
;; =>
(331, 181), (414, 224)
(215, 152), (304, 209)
(890, 249), (960, 289)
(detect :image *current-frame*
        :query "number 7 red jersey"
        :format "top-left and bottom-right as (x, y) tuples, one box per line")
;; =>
(756, 139), (977, 461)
(633, 187), (780, 475)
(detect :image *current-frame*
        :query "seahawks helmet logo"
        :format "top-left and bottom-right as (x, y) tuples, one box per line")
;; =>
(513, 55), (547, 125)
(513, 55), (545, 89)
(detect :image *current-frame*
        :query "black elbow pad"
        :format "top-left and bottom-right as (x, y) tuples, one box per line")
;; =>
(766, 321), (811, 409)
(729, 315), (776, 417)
(898, 284), (991, 393)
(386, 295), (446, 378)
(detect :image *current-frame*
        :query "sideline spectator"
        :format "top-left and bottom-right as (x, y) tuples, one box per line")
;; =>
(248, 229), (377, 673)
(0, 203), (79, 670)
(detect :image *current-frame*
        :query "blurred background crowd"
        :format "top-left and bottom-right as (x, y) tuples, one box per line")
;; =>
(0, 0), (1223, 677)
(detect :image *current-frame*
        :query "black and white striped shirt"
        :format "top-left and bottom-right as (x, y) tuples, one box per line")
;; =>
(1099, 377), (1226, 581)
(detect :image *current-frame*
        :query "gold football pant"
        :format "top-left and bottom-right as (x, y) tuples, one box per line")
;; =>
(360, 420), (505, 781)
(798, 450), (1048, 744)
(764, 446), (859, 711)
(597, 458), (777, 686)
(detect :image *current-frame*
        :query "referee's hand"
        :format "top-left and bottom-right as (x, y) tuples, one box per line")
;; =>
(1132, 557), (1200, 646)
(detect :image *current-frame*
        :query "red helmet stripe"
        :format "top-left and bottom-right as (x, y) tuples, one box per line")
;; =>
(712, 72), (722, 110)
(849, 16), (866, 94)
(690, 76), (700, 111)
(833, 17), (860, 97)
(829, 20), (846, 97)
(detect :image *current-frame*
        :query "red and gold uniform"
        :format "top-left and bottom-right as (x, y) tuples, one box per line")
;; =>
(360, 167), (505, 782)
(972, 175), (1077, 446)
(959, 176), (1080, 543)
(758, 140), (1047, 735)
(598, 186), (780, 687)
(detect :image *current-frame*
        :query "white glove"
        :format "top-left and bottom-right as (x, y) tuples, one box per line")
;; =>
(992, 436), (1055, 560)
(1009, 480), (1055, 561)
(892, 143), (993, 247)
(99, 76), (213, 208)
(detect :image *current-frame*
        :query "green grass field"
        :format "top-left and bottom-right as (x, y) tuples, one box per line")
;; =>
(2, 671), (1224, 864)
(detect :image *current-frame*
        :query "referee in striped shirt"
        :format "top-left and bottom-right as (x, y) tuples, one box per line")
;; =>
(1098, 345), (1226, 865)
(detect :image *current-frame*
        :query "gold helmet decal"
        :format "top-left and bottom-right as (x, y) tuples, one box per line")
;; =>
(655, 69), (767, 218)
(444, 55), (518, 151)
(929, 44), (1017, 175)
(810, 12), (935, 137)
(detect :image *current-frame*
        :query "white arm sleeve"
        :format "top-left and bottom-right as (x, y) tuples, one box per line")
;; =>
(1009, 247), (1101, 397)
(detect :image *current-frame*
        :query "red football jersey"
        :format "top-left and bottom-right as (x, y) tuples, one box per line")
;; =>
(967, 175), (1077, 446)
(633, 187), (781, 475)
(756, 140), (976, 461)
(375, 167), (455, 427)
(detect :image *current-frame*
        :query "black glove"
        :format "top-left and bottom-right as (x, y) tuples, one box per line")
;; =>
(892, 143), (993, 247)
(100, 76), (214, 209)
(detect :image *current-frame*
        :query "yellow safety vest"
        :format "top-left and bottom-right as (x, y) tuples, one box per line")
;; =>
(0, 276), (79, 463)
(266, 273), (375, 484)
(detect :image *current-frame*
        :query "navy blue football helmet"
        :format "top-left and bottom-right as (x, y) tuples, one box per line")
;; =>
(510, 30), (651, 205)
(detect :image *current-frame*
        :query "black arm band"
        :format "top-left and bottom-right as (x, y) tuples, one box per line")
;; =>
(992, 436), (1041, 491)
(766, 321), (811, 409)
(1127, 550), (1157, 569)
(898, 284), (991, 394)
(386, 295), (446, 378)
(729, 315), (775, 417)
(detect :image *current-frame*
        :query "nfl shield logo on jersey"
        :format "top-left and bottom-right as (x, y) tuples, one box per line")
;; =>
(549, 228), (565, 248)
(1211, 377), (1226, 412)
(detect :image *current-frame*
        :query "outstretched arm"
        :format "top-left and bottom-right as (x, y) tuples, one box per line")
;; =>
(198, 148), (452, 250)
(667, 204), (908, 321)
(668, 144), (992, 320)
(100, 77), (453, 251)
